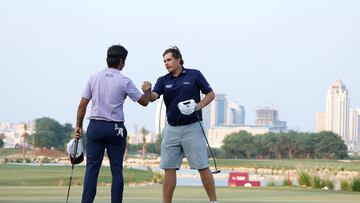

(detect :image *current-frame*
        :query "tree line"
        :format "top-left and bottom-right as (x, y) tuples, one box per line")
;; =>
(1, 117), (348, 160)
(128, 130), (348, 160)
(218, 130), (348, 159)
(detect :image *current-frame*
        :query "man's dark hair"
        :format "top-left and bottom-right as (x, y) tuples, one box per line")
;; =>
(163, 46), (184, 65)
(106, 45), (128, 68)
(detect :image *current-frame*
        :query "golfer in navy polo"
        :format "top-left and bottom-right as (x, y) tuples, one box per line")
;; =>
(74, 44), (151, 203)
(149, 46), (218, 203)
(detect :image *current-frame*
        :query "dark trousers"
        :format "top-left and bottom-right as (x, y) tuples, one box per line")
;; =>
(81, 120), (127, 203)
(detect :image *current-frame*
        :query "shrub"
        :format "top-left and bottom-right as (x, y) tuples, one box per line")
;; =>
(311, 176), (322, 189)
(341, 180), (351, 191)
(352, 177), (360, 192)
(41, 157), (51, 163)
(267, 181), (276, 187)
(298, 171), (311, 187)
(15, 158), (23, 163)
(152, 172), (163, 184)
(321, 179), (334, 190)
(282, 177), (292, 186)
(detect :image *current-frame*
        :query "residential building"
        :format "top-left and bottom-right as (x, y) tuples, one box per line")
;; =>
(325, 80), (349, 144)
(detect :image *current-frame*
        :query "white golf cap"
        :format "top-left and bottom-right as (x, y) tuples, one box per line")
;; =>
(66, 138), (84, 164)
(177, 99), (196, 115)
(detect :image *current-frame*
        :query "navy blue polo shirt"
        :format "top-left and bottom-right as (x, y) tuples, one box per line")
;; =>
(153, 67), (213, 126)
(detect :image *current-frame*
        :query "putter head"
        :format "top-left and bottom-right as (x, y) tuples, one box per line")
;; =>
(211, 170), (221, 174)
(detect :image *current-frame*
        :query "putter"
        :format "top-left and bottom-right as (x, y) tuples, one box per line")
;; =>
(196, 112), (221, 174)
(66, 138), (79, 203)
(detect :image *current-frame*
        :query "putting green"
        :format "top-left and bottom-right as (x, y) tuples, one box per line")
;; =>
(0, 186), (359, 203)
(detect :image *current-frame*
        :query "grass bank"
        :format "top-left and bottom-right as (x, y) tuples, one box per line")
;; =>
(0, 164), (154, 186)
(0, 148), (22, 157)
(212, 159), (360, 171)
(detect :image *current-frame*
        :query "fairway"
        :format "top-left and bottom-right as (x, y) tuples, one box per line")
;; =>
(1, 162), (360, 202)
(0, 186), (359, 203)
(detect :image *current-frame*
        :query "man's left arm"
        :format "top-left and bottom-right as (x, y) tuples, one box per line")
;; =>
(195, 70), (215, 111)
(195, 91), (215, 111)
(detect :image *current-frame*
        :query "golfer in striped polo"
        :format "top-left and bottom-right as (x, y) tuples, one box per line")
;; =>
(74, 44), (151, 203)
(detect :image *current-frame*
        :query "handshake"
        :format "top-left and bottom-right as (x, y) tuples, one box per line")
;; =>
(142, 81), (152, 92)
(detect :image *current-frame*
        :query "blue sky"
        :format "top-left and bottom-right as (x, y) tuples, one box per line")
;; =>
(0, 0), (359, 132)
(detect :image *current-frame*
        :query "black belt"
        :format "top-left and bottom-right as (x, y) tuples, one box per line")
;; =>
(170, 120), (197, 126)
(90, 119), (124, 125)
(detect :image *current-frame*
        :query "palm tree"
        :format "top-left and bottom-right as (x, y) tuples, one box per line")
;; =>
(21, 124), (29, 159)
(140, 127), (149, 160)
(0, 133), (5, 148)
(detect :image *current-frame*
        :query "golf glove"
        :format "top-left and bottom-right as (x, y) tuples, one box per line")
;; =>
(178, 99), (196, 115)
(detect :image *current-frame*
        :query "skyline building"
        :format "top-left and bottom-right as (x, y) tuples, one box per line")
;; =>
(210, 93), (227, 127)
(316, 112), (326, 132)
(325, 80), (349, 144)
(128, 131), (157, 144)
(254, 106), (287, 130)
(226, 102), (245, 125)
(255, 107), (278, 126)
(0, 121), (34, 148)
(349, 108), (360, 151)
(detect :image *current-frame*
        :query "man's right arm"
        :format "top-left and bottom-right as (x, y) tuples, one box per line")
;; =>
(150, 76), (162, 102)
(141, 80), (160, 102)
(74, 97), (90, 139)
(150, 92), (159, 102)
(140, 91), (158, 104)
(137, 81), (152, 106)
(137, 89), (151, 106)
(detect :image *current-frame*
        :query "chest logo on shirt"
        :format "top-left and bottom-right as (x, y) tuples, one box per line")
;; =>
(183, 81), (191, 85)
(165, 84), (173, 88)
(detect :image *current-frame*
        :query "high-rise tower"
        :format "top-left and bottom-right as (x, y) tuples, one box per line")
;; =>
(226, 102), (245, 125)
(210, 93), (228, 127)
(325, 80), (349, 144)
(349, 108), (360, 150)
